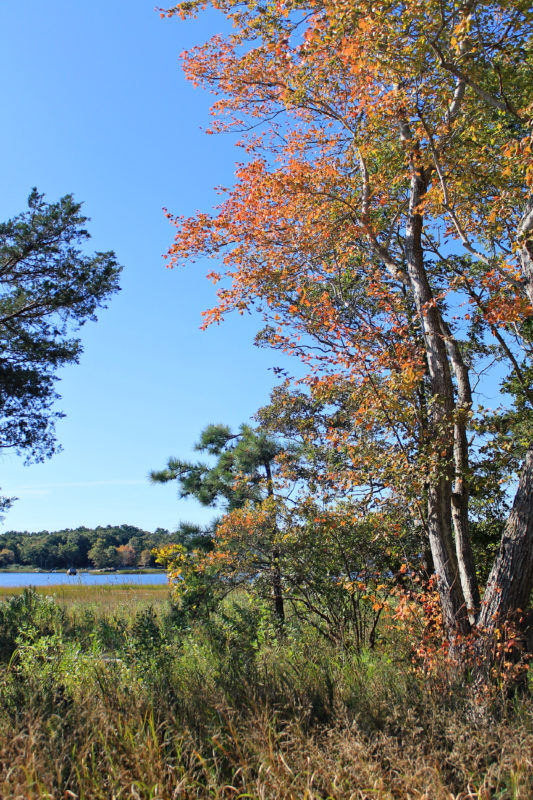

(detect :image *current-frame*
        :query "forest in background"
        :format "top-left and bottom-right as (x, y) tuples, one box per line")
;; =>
(0, 523), (211, 570)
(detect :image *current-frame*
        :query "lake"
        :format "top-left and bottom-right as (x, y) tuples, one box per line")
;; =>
(0, 571), (169, 588)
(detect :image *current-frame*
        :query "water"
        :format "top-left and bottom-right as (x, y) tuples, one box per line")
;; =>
(0, 571), (169, 588)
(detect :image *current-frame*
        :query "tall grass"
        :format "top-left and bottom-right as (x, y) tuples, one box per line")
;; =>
(0, 582), (169, 610)
(0, 589), (531, 798)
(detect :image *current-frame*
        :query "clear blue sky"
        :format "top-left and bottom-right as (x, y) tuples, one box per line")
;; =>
(0, 1), (290, 533)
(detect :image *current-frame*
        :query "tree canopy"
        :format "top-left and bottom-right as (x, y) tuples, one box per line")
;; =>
(162, 0), (533, 649)
(0, 189), (121, 495)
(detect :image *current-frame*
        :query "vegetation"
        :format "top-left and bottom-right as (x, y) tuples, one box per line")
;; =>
(151, 423), (295, 624)
(1, 1), (533, 795)
(0, 587), (532, 798)
(163, 0), (533, 658)
(0, 522), (212, 571)
(0, 582), (169, 608)
(0, 189), (122, 514)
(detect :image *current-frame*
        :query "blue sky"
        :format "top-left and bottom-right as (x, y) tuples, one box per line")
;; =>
(0, 1), (290, 533)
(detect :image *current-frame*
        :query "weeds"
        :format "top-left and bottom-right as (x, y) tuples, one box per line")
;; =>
(0, 588), (532, 798)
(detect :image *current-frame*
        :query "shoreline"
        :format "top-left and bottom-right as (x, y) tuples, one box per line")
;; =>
(0, 567), (165, 574)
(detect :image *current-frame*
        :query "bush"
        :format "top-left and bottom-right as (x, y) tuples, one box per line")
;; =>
(0, 587), (65, 662)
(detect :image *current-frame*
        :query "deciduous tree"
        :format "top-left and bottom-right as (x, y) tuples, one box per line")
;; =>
(163, 0), (533, 647)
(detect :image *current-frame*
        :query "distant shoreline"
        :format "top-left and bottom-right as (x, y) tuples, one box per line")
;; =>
(0, 567), (165, 574)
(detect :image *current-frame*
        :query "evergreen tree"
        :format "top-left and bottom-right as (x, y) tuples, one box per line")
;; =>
(151, 423), (287, 623)
(0, 189), (121, 512)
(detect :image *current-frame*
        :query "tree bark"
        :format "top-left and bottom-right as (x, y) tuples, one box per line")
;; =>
(518, 199), (533, 306)
(477, 446), (533, 630)
(403, 155), (470, 636)
(440, 320), (480, 620)
(264, 459), (285, 627)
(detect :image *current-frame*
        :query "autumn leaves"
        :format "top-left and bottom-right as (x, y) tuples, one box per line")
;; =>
(162, 0), (533, 648)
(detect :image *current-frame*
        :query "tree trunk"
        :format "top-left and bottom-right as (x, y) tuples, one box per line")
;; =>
(403, 155), (470, 636)
(440, 320), (480, 620)
(272, 546), (285, 627)
(264, 459), (285, 628)
(477, 446), (533, 631)
(518, 199), (533, 306)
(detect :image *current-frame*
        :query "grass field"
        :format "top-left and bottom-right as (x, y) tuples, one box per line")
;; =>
(0, 582), (170, 610)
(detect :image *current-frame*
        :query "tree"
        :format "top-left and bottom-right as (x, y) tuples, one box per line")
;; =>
(116, 544), (137, 568)
(20, 535), (56, 570)
(0, 189), (121, 498)
(172, 521), (214, 551)
(0, 548), (15, 567)
(88, 538), (119, 570)
(151, 423), (288, 624)
(139, 548), (154, 568)
(162, 0), (533, 649)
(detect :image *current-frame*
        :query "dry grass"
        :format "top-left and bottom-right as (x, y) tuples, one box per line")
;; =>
(0, 582), (169, 610)
(1, 590), (532, 799)
(1, 684), (532, 799)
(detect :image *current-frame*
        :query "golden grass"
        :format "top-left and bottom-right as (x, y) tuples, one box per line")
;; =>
(0, 582), (169, 609)
(1, 589), (532, 798)
(1, 681), (532, 799)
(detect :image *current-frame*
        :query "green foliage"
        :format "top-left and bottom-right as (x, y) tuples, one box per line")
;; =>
(0, 590), (532, 798)
(150, 422), (285, 510)
(155, 543), (223, 626)
(88, 535), (121, 570)
(0, 587), (65, 662)
(0, 547), (15, 566)
(0, 189), (121, 470)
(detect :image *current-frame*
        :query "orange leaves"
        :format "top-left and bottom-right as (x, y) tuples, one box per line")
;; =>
(161, 1), (533, 579)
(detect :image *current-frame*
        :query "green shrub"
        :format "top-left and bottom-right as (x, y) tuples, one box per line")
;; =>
(0, 588), (65, 662)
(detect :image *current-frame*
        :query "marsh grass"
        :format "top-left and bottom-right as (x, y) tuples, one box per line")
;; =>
(0, 582), (169, 610)
(0, 589), (532, 799)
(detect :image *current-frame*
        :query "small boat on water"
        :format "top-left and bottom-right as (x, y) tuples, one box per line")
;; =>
(66, 568), (77, 576)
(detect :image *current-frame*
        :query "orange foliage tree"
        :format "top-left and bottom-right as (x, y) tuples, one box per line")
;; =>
(116, 544), (137, 568)
(162, 0), (533, 645)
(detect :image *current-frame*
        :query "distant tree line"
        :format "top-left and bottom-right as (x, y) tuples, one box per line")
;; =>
(0, 523), (212, 571)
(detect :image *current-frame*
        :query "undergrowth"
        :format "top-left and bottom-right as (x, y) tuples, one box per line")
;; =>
(0, 589), (532, 799)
